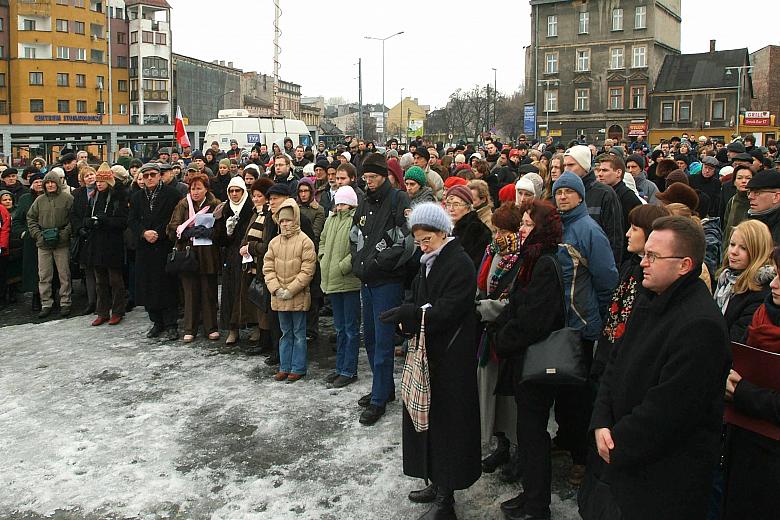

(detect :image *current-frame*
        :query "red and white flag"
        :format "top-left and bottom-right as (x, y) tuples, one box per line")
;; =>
(174, 106), (191, 148)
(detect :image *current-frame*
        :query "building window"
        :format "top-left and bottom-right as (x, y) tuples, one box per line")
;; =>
(91, 49), (104, 63)
(23, 19), (36, 31)
(610, 47), (624, 69)
(576, 49), (590, 72)
(0, 46), (3, 58)
(76, 48), (86, 61)
(29, 72), (43, 85)
(575, 88), (590, 111)
(56, 19), (68, 32)
(57, 73), (69, 86)
(0, 18), (3, 32)
(117, 55), (128, 68)
(76, 100), (87, 113)
(58, 100), (70, 113)
(661, 101), (675, 122)
(635, 5), (647, 29)
(578, 11), (589, 34)
(90, 23), (104, 39)
(547, 15), (557, 37)
(130, 31), (137, 44)
(712, 99), (726, 120)
(609, 87), (624, 110)
(56, 46), (69, 59)
(678, 101), (692, 122)
(76, 74), (86, 87)
(74, 0), (85, 7)
(142, 56), (169, 77)
(142, 31), (153, 43)
(0, 73), (5, 87)
(74, 21), (85, 34)
(544, 90), (558, 112)
(117, 31), (126, 44)
(632, 45), (647, 68)
(96, 101), (104, 114)
(612, 8), (623, 31)
(120, 104), (128, 115)
(23, 47), (36, 59)
(97, 76), (105, 89)
(118, 79), (128, 92)
(57, 0), (68, 4)
(545, 52), (558, 74)
(0, 101), (6, 115)
(630, 86), (647, 109)
(154, 32), (166, 45)
(30, 99), (44, 113)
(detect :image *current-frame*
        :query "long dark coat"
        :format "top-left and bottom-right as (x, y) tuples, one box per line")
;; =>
(213, 198), (255, 328)
(402, 238), (482, 491)
(128, 184), (182, 309)
(12, 191), (40, 292)
(72, 187), (128, 269)
(166, 192), (222, 274)
(453, 210), (492, 271)
(589, 271), (731, 520)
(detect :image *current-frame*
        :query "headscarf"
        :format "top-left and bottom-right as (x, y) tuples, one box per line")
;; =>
(227, 175), (248, 215)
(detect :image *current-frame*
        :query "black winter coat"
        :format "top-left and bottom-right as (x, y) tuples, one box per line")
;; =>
(749, 205), (780, 245)
(402, 238), (481, 491)
(453, 210), (492, 271)
(590, 272), (730, 520)
(724, 285), (771, 342)
(214, 198), (255, 328)
(128, 184), (182, 310)
(583, 172), (624, 265)
(72, 186), (128, 269)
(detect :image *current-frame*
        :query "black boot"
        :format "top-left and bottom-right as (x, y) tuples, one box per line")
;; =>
(417, 487), (456, 520)
(499, 445), (524, 483)
(32, 292), (42, 312)
(408, 482), (437, 503)
(482, 433), (510, 473)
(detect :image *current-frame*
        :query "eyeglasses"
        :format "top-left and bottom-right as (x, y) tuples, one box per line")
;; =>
(748, 189), (780, 196)
(413, 236), (434, 247)
(642, 252), (685, 264)
(141, 172), (159, 178)
(444, 202), (468, 209)
(362, 174), (380, 182)
(228, 188), (243, 193)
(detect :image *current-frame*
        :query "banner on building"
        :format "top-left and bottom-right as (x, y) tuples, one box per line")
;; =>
(408, 120), (424, 138)
(744, 111), (771, 126)
(523, 104), (536, 136)
(627, 120), (648, 137)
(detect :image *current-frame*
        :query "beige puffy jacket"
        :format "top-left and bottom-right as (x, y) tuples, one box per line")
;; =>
(263, 198), (316, 312)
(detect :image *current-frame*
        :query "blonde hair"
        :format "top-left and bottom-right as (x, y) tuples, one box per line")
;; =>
(468, 179), (493, 207)
(78, 165), (96, 184)
(665, 203), (702, 227)
(532, 161), (551, 199)
(721, 220), (775, 294)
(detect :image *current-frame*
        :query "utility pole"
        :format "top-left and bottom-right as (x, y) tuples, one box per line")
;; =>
(399, 89), (404, 144)
(273, 0), (281, 116)
(492, 68), (497, 133)
(358, 58), (363, 139)
(364, 31), (404, 144)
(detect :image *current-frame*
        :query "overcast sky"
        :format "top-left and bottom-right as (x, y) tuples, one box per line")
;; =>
(168, 0), (778, 111)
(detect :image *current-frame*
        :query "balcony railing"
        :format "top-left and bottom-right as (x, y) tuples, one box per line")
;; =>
(18, 0), (51, 16)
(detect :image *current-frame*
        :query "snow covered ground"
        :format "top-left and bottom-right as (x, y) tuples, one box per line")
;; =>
(0, 311), (580, 519)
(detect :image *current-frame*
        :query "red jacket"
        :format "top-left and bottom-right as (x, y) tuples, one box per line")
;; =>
(0, 204), (10, 255)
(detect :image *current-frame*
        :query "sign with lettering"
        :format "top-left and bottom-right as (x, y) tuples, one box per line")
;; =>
(33, 114), (103, 122)
(523, 104), (536, 136)
(628, 120), (648, 136)
(744, 111), (771, 126)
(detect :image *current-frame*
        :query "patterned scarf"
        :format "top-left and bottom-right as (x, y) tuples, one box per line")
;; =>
(486, 232), (522, 296)
(144, 182), (162, 212)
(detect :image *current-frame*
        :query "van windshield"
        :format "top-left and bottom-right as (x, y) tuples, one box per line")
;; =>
(299, 134), (313, 148)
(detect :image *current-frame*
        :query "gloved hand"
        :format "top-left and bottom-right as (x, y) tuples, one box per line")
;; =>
(191, 225), (213, 240)
(380, 303), (420, 332)
(181, 226), (196, 240)
(225, 215), (239, 236)
(475, 299), (506, 323)
(94, 214), (107, 226)
(84, 217), (97, 230)
(276, 288), (293, 300)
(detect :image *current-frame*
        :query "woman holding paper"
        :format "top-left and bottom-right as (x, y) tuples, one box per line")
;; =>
(167, 173), (221, 343)
(722, 245), (780, 520)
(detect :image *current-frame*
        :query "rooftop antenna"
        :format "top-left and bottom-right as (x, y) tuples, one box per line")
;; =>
(273, 0), (281, 117)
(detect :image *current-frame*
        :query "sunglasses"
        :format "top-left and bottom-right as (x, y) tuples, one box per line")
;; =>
(141, 172), (159, 178)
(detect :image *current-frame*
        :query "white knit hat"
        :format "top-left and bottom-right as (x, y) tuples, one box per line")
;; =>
(408, 202), (453, 235)
(334, 185), (358, 207)
(516, 176), (538, 198)
(564, 145), (592, 172)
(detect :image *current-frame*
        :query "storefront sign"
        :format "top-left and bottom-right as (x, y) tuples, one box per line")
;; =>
(744, 111), (771, 126)
(33, 114), (103, 122)
(628, 120), (648, 137)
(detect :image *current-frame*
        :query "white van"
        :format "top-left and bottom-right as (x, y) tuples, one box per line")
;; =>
(204, 109), (313, 152)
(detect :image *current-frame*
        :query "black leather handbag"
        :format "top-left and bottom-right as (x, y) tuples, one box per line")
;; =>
(247, 275), (266, 309)
(519, 254), (587, 385)
(165, 246), (199, 275)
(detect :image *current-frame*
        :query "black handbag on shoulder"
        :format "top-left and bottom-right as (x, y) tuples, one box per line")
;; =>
(165, 246), (199, 275)
(518, 254), (587, 385)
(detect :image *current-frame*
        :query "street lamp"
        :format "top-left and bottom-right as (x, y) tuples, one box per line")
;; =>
(217, 89), (236, 110)
(725, 66), (753, 137)
(365, 31), (404, 144)
(537, 79), (559, 139)
(399, 88), (404, 144)
(491, 68), (497, 132)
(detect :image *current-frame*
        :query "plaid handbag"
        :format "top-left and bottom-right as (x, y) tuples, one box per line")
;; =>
(401, 308), (431, 433)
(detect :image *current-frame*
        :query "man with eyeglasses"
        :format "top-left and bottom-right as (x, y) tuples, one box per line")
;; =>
(746, 169), (780, 244)
(588, 216), (729, 520)
(349, 153), (412, 426)
(127, 163), (183, 340)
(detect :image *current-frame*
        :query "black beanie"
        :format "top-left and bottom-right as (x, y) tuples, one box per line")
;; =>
(626, 153), (645, 170)
(361, 152), (389, 176)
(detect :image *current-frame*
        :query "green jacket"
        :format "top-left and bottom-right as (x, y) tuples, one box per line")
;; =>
(319, 208), (361, 294)
(26, 172), (74, 249)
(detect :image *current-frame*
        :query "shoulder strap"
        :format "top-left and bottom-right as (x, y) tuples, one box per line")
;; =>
(545, 253), (569, 323)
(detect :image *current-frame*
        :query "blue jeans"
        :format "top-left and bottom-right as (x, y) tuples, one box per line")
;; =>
(331, 291), (361, 378)
(278, 311), (307, 375)
(361, 282), (402, 406)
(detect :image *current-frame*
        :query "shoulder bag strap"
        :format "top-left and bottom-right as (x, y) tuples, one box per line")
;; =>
(546, 253), (569, 324)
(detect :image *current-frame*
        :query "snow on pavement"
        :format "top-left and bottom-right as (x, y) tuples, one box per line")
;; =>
(0, 312), (580, 519)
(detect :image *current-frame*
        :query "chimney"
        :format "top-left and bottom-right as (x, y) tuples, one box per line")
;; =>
(219, 60), (225, 66)
(710, 40), (716, 53)
(227, 61), (234, 68)
(212, 60), (219, 65)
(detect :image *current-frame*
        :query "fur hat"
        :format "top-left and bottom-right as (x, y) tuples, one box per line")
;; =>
(665, 169), (690, 186)
(334, 185), (358, 207)
(446, 185), (473, 206)
(657, 183), (699, 213)
(655, 158), (679, 179)
(409, 202), (453, 235)
(552, 171), (586, 200)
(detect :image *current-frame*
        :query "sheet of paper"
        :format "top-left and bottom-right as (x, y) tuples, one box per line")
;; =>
(242, 253), (253, 264)
(193, 213), (215, 246)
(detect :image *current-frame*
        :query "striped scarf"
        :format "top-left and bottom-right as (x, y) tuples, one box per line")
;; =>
(487, 232), (522, 296)
(244, 204), (267, 274)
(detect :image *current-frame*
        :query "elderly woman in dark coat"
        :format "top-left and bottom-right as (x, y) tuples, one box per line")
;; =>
(380, 202), (481, 520)
(445, 184), (492, 270)
(167, 172), (221, 343)
(213, 176), (255, 345)
(128, 163), (182, 339)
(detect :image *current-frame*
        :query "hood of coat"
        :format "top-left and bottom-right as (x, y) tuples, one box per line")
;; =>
(42, 171), (63, 196)
(273, 197), (301, 237)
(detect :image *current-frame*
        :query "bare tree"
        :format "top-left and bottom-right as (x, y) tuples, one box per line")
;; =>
(496, 88), (527, 143)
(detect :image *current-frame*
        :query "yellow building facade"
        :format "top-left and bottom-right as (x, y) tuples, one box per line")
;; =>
(387, 97), (428, 142)
(9, 0), (129, 125)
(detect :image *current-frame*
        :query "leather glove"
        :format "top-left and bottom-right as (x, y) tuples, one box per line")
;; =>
(380, 304), (420, 332)
(191, 225), (213, 239)
(276, 288), (293, 300)
(84, 217), (96, 230)
(181, 226), (196, 240)
(226, 215), (238, 236)
(379, 306), (402, 324)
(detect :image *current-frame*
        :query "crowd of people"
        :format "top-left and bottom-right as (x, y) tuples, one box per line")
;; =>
(0, 131), (778, 520)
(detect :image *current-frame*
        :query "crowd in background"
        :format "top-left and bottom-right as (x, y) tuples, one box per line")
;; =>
(0, 130), (778, 520)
